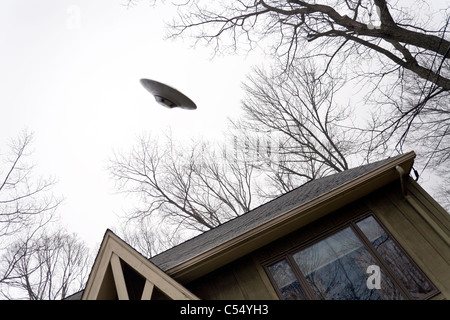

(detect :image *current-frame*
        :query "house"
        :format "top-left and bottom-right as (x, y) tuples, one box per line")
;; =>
(67, 151), (450, 300)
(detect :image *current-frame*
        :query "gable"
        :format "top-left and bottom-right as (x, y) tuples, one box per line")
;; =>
(82, 230), (198, 300)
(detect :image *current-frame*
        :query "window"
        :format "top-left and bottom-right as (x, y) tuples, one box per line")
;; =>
(266, 214), (437, 300)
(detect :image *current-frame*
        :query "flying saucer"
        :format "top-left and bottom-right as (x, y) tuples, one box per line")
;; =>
(140, 79), (197, 110)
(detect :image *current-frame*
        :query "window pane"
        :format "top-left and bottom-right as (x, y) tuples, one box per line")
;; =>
(267, 259), (308, 300)
(292, 227), (405, 300)
(357, 216), (435, 299)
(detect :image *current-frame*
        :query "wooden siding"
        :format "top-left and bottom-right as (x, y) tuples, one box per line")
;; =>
(364, 178), (450, 300)
(186, 255), (278, 300)
(186, 179), (450, 300)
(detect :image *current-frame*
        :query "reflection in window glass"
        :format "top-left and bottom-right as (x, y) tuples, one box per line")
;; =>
(357, 216), (434, 299)
(267, 259), (308, 300)
(292, 227), (405, 300)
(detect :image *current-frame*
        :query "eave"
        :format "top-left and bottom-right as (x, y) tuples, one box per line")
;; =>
(167, 151), (416, 283)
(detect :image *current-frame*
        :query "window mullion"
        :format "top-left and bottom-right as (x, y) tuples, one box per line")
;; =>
(350, 221), (414, 300)
(286, 255), (319, 300)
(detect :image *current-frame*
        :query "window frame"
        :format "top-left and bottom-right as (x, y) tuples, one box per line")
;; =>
(264, 211), (439, 300)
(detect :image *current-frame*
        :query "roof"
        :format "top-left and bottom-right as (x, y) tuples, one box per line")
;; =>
(149, 152), (415, 275)
(64, 290), (84, 300)
(67, 151), (416, 299)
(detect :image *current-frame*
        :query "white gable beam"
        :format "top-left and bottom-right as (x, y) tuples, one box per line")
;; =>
(110, 253), (129, 300)
(113, 243), (196, 300)
(141, 280), (155, 300)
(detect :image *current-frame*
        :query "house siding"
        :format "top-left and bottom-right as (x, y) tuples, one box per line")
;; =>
(365, 178), (450, 300)
(186, 180), (450, 300)
(186, 255), (277, 300)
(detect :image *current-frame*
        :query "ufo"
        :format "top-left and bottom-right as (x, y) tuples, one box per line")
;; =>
(140, 79), (197, 110)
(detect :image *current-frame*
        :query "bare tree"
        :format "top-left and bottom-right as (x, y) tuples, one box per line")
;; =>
(168, 0), (449, 89)
(1, 228), (91, 300)
(108, 58), (375, 236)
(121, 1), (450, 213)
(111, 1), (449, 240)
(117, 216), (185, 258)
(0, 131), (65, 298)
(0, 131), (92, 300)
(108, 62), (362, 236)
(0, 131), (61, 241)
(108, 132), (259, 233)
(158, 0), (449, 207)
(229, 60), (367, 196)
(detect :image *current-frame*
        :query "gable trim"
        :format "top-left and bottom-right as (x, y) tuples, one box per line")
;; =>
(82, 230), (199, 300)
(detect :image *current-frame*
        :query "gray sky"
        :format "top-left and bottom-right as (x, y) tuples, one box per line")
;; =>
(1, 1), (447, 250)
(0, 0), (263, 248)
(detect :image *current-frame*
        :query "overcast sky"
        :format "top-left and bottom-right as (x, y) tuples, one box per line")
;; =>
(0, 0), (265, 249)
(1, 1), (447, 251)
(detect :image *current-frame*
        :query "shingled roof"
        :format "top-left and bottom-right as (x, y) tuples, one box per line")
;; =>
(148, 152), (412, 272)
